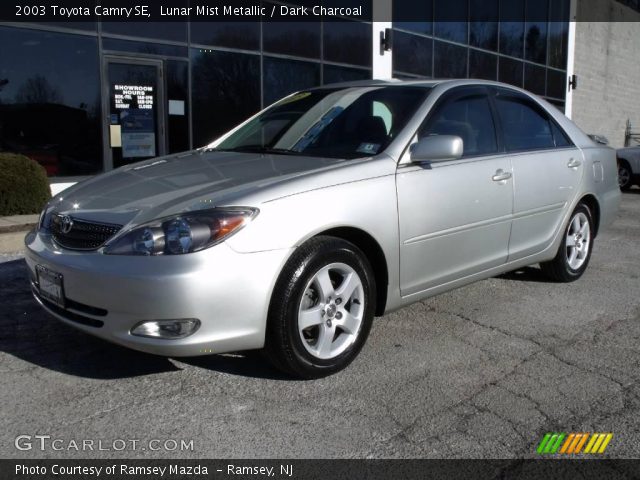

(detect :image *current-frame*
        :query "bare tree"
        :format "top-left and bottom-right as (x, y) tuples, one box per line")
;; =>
(15, 75), (62, 104)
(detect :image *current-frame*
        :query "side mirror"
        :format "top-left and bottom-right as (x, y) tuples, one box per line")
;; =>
(410, 135), (463, 163)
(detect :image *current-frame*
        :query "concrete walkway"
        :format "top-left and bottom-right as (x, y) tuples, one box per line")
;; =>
(0, 214), (38, 253)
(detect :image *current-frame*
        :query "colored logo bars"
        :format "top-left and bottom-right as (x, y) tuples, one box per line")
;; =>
(537, 433), (613, 454)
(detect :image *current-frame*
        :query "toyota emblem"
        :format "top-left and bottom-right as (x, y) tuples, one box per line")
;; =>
(60, 215), (74, 234)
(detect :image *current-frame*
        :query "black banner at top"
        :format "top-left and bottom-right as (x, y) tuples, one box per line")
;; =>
(1, 0), (640, 23)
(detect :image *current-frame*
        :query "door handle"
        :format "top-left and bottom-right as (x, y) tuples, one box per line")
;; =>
(492, 169), (512, 182)
(567, 158), (582, 168)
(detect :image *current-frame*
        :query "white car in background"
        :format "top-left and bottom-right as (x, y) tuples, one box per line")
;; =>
(617, 145), (640, 190)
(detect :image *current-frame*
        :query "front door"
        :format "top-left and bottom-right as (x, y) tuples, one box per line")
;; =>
(103, 57), (166, 169)
(397, 87), (513, 297)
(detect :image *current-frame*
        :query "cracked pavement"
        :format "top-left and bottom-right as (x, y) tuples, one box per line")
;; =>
(1, 192), (639, 459)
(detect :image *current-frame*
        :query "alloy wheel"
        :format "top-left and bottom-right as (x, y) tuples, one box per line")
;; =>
(565, 211), (591, 270)
(297, 262), (365, 360)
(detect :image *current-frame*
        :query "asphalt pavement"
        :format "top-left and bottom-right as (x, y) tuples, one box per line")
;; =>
(1, 192), (639, 459)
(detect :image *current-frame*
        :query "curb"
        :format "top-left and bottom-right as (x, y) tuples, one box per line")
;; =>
(0, 223), (37, 234)
(0, 230), (28, 254)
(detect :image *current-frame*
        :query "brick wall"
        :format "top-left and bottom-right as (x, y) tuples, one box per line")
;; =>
(571, 0), (640, 148)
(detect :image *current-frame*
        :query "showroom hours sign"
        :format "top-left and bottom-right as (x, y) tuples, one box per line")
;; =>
(114, 84), (154, 109)
(112, 84), (156, 158)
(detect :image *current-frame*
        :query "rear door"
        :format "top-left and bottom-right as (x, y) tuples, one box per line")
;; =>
(491, 88), (583, 261)
(396, 86), (513, 296)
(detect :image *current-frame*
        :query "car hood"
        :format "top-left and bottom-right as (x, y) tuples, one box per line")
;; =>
(49, 150), (373, 227)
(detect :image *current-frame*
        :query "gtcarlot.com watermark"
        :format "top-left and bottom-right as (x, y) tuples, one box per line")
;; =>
(15, 435), (194, 452)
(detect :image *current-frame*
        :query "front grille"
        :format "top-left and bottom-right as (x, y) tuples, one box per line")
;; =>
(50, 214), (122, 250)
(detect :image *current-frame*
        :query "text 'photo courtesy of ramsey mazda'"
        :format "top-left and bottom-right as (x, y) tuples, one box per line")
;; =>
(25, 79), (620, 379)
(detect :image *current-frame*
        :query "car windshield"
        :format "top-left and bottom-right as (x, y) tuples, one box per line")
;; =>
(209, 86), (431, 159)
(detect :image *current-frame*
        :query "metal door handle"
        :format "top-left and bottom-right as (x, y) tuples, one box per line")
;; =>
(567, 158), (582, 168)
(492, 169), (512, 182)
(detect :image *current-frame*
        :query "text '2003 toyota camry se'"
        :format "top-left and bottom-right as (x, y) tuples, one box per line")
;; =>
(26, 80), (620, 378)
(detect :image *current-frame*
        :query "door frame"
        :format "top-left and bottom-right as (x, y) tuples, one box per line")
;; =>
(101, 55), (166, 171)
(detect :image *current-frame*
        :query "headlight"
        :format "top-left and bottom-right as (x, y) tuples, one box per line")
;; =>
(38, 203), (54, 232)
(103, 207), (258, 255)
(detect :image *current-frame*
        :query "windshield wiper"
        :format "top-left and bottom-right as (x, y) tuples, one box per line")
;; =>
(210, 145), (299, 155)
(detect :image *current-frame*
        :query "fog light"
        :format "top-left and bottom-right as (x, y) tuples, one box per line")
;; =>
(131, 319), (200, 339)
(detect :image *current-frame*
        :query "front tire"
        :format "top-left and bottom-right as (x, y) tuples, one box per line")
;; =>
(540, 204), (594, 282)
(265, 236), (376, 379)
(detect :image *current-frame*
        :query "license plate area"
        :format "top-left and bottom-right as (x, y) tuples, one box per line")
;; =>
(36, 265), (65, 308)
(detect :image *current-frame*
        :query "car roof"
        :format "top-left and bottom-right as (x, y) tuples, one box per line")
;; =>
(318, 78), (512, 90)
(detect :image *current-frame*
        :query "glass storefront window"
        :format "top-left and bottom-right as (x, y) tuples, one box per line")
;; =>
(546, 68), (567, 100)
(263, 19), (321, 59)
(434, 0), (468, 44)
(166, 60), (189, 154)
(324, 21), (372, 67)
(191, 49), (260, 147)
(470, 0), (498, 50)
(263, 57), (321, 106)
(469, 50), (497, 80)
(190, 22), (260, 51)
(499, 0), (525, 58)
(394, 0), (433, 35)
(434, 41), (467, 78)
(0, 26), (102, 176)
(323, 65), (371, 84)
(393, 32), (433, 77)
(524, 63), (546, 96)
(498, 57), (524, 88)
(525, 0), (548, 64)
(101, 22), (187, 43)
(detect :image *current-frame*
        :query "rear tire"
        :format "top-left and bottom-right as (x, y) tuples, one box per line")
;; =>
(264, 236), (376, 379)
(618, 159), (633, 191)
(540, 203), (594, 282)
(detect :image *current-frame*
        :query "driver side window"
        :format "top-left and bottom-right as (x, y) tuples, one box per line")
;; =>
(418, 92), (498, 157)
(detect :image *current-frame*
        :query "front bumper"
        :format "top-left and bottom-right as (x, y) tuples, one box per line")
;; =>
(24, 230), (292, 356)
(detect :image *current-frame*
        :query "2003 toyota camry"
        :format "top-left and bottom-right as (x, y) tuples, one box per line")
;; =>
(26, 80), (620, 378)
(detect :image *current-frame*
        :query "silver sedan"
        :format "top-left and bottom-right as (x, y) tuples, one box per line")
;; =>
(26, 80), (620, 378)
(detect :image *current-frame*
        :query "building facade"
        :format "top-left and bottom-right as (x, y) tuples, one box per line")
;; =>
(0, 0), (636, 193)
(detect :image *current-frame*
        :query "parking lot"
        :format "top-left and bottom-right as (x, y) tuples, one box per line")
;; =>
(1, 191), (639, 459)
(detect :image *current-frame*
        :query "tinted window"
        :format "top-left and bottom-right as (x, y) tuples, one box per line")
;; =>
(470, 0), (498, 50)
(263, 57), (321, 106)
(102, 38), (188, 58)
(548, 0), (570, 69)
(498, 57), (523, 87)
(524, 64), (546, 95)
(263, 19), (321, 59)
(420, 92), (498, 157)
(394, 32), (433, 77)
(551, 121), (572, 147)
(102, 22), (187, 43)
(0, 27), (102, 176)
(499, 0), (524, 57)
(324, 21), (371, 67)
(434, 42), (467, 78)
(191, 22), (260, 50)
(547, 69), (566, 100)
(434, 0), (468, 44)
(469, 50), (497, 80)
(191, 49), (260, 147)
(525, 0), (548, 64)
(393, 0), (433, 35)
(323, 65), (370, 84)
(166, 60), (189, 153)
(495, 93), (555, 151)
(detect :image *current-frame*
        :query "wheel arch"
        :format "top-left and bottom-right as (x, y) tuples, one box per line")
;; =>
(314, 227), (389, 316)
(579, 193), (601, 238)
